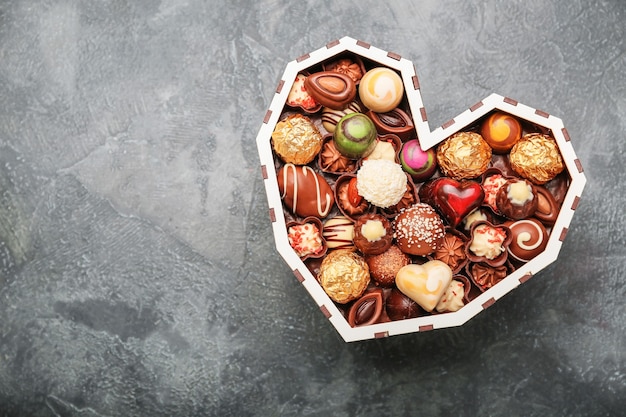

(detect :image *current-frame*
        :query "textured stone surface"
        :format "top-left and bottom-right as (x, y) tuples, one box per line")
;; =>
(0, 0), (624, 416)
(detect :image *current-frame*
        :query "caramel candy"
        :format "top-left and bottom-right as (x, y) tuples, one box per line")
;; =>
(437, 132), (492, 180)
(304, 71), (357, 110)
(277, 164), (334, 218)
(480, 112), (522, 153)
(272, 114), (323, 165)
(318, 249), (370, 304)
(509, 133), (565, 184)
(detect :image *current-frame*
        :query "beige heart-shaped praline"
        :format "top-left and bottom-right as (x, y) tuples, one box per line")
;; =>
(395, 260), (453, 312)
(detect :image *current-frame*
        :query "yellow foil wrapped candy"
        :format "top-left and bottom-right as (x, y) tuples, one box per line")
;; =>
(436, 132), (492, 179)
(509, 133), (565, 184)
(318, 249), (370, 304)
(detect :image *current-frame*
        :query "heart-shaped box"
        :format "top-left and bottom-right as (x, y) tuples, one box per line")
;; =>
(256, 37), (586, 342)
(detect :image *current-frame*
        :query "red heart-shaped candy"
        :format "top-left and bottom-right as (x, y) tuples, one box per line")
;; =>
(419, 178), (485, 228)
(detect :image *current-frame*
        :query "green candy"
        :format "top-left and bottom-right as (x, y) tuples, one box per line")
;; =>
(333, 113), (377, 159)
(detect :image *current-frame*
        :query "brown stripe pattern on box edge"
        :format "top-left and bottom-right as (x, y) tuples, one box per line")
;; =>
(261, 165), (268, 179)
(375, 331), (389, 338)
(571, 196), (581, 210)
(420, 107), (427, 122)
(503, 97), (518, 106)
(575, 159), (583, 172)
(269, 207), (276, 222)
(319, 304), (331, 318)
(326, 39), (340, 49)
(482, 297), (496, 309)
(419, 324), (434, 332)
(296, 53), (310, 63)
(519, 272), (533, 284)
(387, 51), (401, 61)
(412, 75), (420, 90)
(535, 109), (550, 118)
(356, 40), (371, 49)
(559, 227), (569, 241)
(562, 127), (571, 142)
(263, 110), (272, 124)
(293, 268), (305, 283)
(470, 101), (484, 112)
(442, 119), (455, 129)
(276, 79), (284, 94)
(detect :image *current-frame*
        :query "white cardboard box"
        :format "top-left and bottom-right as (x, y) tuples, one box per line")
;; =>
(256, 37), (586, 342)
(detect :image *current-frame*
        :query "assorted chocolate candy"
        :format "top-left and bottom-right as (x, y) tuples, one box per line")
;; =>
(271, 55), (569, 327)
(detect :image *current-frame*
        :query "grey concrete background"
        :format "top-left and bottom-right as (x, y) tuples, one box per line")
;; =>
(0, 0), (624, 416)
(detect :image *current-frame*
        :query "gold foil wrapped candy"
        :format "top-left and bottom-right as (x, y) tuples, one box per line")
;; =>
(509, 133), (565, 184)
(318, 249), (370, 304)
(272, 114), (323, 165)
(436, 132), (492, 179)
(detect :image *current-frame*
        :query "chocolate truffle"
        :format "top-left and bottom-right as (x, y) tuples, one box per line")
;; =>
(436, 132), (492, 180)
(318, 249), (370, 304)
(509, 133), (565, 184)
(400, 139), (437, 182)
(323, 216), (355, 250)
(480, 112), (522, 153)
(393, 203), (445, 256)
(333, 113), (377, 159)
(505, 218), (549, 262)
(353, 213), (393, 255)
(386, 288), (422, 321)
(365, 245), (409, 287)
(277, 164), (334, 218)
(272, 114), (323, 165)
(496, 178), (538, 220)
(356, 159), (407, 208)
(359, 67), (404, 113)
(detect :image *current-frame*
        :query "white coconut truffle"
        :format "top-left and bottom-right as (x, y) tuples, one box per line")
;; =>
(356, 159), (407, 208)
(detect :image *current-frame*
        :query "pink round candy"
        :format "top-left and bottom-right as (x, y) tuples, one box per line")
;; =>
(400, 139), (437, 182)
